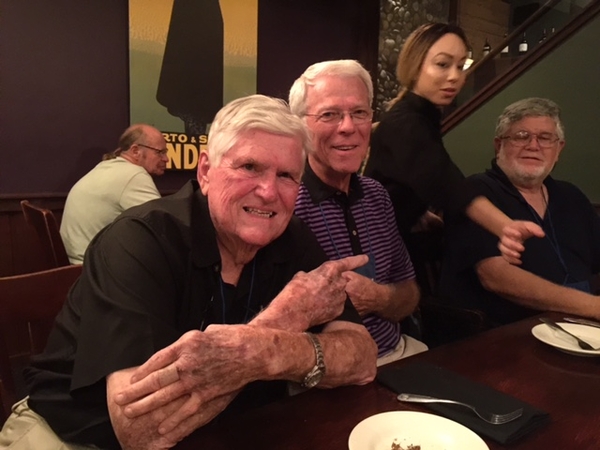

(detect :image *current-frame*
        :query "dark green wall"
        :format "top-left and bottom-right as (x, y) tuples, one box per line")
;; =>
(445, 13), (600, 202)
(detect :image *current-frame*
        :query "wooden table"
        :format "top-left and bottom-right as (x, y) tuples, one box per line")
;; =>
(175, 314), (600, 449)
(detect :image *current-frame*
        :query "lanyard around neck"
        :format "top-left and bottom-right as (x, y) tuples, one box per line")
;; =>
(318, 198), (373, 259)
(525, 187), (569, 282)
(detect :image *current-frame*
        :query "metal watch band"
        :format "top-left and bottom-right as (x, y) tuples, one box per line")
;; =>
(301, 332), (326, 388)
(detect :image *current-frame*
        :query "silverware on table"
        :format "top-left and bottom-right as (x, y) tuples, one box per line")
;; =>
(563, 317), (600, 329)
(397, 393), (524, 425)
(539, 317), (600, 351)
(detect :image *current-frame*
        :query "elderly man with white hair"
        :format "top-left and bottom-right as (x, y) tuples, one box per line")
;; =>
(440, 97), (600, 327)
(0, 95), (376, 450)
(290, 60), (426, 365)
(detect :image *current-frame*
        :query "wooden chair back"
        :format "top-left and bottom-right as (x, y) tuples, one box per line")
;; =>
(20, 200), (70, 268)
(0, 264), (82, 423)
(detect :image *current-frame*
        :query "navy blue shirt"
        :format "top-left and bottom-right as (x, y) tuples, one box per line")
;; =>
(440, 161), (600, 326)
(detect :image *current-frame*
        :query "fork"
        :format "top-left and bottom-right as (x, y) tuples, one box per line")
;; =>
(539, 317), (600, 351)
(397, 393), (524, 425)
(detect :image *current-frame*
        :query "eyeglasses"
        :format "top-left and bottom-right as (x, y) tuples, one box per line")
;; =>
(500, 131), (560, 149)
(137, 143), (168, 156)
(304, 109), (372, 125)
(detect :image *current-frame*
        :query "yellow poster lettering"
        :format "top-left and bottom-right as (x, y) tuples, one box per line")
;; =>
(162, 132), (180, 143)
(183, 144), (199, 169)
(167, 143), (182, 169)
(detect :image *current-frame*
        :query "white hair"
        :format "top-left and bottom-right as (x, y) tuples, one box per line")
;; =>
(288, 60), (374, 116)
(207, 94), (312, 167)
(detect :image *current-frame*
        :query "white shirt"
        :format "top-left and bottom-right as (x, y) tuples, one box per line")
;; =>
(60, 157), (160, 264)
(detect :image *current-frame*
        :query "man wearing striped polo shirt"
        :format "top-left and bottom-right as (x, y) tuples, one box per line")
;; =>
(290, 60), (427, 365)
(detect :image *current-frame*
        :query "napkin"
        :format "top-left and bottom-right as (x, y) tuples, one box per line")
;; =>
(377, 361), (550, 444)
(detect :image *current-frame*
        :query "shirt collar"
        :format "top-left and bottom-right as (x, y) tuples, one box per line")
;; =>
(403, 91), (442, 126)
(182, 181), (222, 269)
(487, 158), (555, 199)
(301, 161), (364, 205)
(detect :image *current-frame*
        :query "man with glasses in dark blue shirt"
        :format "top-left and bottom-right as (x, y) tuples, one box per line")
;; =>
(440, 98), (600, 327)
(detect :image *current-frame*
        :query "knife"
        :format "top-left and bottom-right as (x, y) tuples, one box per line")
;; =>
(563, 317), (600, 329)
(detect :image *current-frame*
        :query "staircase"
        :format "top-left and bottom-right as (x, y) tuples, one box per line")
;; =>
(443, 0), (600, 134)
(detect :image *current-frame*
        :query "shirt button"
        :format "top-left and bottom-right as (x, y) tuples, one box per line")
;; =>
(352, 230), (357, 236)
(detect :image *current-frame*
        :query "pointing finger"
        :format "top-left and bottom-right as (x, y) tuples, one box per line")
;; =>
(328, 254), (369, 274)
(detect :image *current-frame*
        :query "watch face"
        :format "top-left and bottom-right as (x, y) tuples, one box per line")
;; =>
(303, 368), (324, 389)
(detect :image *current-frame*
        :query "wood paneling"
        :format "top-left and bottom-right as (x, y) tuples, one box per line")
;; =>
(459, 0), (511, 59)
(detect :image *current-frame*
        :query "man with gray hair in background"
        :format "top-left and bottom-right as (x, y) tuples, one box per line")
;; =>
(440, 97), (600, 327)
(60, 124), (168, 264)
(290, 60), (426, 365)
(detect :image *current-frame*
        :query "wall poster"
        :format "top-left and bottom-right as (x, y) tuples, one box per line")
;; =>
(129, 0), (258, 170)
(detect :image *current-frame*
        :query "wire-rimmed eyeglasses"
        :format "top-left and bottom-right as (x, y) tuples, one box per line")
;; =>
(137, 143), (168, 156)
(500, 131), (561, 149)
(304, 109), (372, 125)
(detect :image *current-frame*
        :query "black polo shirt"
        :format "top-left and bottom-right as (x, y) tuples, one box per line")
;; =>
(440, 161), (600, 326)
(25, 180), (361, 449)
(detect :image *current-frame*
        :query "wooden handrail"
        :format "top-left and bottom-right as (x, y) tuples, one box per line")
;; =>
(442, 0), (600, 134)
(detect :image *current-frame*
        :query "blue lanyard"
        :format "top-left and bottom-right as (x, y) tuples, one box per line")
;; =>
(318, 199), (373, 259)
(525, 188), (569, 283)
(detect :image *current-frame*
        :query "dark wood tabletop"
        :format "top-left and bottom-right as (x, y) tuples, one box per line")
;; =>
(175, 313), (600, 449)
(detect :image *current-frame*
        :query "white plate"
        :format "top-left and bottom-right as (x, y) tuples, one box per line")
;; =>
(348, 411), (489, 450)
(532, 322), (600, 356)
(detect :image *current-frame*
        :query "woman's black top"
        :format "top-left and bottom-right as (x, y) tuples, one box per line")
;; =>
(364, 91), (477, 236)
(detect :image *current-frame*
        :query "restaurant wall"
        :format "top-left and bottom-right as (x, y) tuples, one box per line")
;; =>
(444, 12), (600, 203)
(0, 0), (379, 196)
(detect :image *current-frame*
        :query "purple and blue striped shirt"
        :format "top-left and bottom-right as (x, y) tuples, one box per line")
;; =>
(295, 165), (415, 357)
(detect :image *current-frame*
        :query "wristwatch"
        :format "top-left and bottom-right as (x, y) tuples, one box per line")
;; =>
(301, 332), (326, 388)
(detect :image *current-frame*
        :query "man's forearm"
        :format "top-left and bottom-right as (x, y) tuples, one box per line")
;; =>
(346, 274), (420, 323)
(374, 279), (420, 323)
(243, 321), (376, 387)
(111, 321), (377, 444)
(249, 290), (311, 332)
(315, 321), (377, 387)
(466, 196), (510, 238)
(477, 257), (600, 319)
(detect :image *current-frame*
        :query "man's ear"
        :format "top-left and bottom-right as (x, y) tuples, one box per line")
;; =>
(556, 139), (565, 160)
(128, 144), (142, 162)
(493, 137), (502, 158)
(197, 151), (211, 195)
